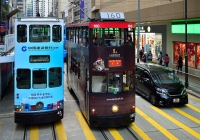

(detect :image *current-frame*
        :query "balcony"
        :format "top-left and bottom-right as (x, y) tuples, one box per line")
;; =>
(91, 0), (100, 12)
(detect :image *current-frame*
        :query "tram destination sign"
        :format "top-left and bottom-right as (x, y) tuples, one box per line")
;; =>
(108, 59), (123, 68)
(29, 55), (50, 63)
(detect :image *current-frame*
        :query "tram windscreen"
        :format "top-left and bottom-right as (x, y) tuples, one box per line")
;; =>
(33, 69), (47, 89)
(91, 71), (134, 93)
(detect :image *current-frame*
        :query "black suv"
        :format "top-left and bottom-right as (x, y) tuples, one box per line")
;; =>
(135, 63), (188, 106)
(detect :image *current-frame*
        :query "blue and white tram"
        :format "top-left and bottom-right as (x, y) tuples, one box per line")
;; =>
(14, 18), (64, 124)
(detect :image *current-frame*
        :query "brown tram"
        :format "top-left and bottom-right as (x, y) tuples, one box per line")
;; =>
(65, 12), (136, 127)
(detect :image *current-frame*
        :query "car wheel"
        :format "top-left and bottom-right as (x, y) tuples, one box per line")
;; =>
(150, 94), (157, 106)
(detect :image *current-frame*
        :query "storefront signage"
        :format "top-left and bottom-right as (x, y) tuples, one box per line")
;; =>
(171, 24), (200, 34)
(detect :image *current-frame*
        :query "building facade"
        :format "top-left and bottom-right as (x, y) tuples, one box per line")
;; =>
(66, 0), (200, 77)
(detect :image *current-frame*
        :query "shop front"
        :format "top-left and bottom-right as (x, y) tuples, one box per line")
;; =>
(171, 19), (200, 76)
(135, 25), (167, 61)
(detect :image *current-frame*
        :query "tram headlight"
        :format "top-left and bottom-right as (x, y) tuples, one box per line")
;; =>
(111, 104), (119, 113)
(91, 108), (97, 115)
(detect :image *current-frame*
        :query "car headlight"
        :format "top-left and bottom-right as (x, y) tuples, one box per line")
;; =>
(156, 88), (168, 95)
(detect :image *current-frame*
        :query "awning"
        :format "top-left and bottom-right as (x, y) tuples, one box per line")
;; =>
(7, 8), (20, 18)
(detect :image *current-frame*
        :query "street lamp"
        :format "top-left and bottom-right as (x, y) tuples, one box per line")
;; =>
(185, 0), (188, 88)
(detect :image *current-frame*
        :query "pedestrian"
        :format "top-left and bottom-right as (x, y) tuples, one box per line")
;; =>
(147, 51), (153, 62)
(125, 35), (133, 46)
(141, 52), (147, 62)
(157, 52), (162, 64)
(164, 54), (170, 67)
(177, 56), (183, 72)
(158, 56), (164, 66)
(139, 49), (143, 60)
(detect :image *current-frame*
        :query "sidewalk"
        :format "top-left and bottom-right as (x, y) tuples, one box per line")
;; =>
(176, 72), (200, 98)
(0, 72), (200, 118)
(0, 76), (14, 118)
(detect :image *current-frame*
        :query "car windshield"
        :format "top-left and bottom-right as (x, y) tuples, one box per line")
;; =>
(151, 71), (180, 84)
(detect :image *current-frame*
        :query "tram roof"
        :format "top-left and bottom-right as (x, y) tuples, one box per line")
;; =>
(65, 21), (136, 29)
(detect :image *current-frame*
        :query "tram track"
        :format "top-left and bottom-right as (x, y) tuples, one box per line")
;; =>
(22, 123), (58, 140)
(125, 126), (139, 140)
(99, 126), (139, 140)
(99, 128), (109, 140)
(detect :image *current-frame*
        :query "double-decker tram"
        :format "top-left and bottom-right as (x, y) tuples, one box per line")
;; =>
(14, 18), (64, 124)
(66, 12), (136, 127)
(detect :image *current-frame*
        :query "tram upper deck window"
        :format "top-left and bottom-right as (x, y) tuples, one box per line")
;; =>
(33, 69), (47, 89)
(49, 67), (62, 88)
(29, 25), (50, 42)
(92, 28), (103, 46)
(104, 28), (125, 47)
(17, 25), (27, 43)
(52, 25), (62, 42)
(16, 69), (30, 89)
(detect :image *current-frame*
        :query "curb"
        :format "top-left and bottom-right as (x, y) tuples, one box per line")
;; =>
(0, 113), (14, 119)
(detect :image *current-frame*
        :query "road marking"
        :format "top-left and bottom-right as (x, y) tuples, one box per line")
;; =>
(75, 111), (96, 140)
(173, 108), (200, 124)
(30, 125), (39, 140)
(0, 122), (4, 133)
(108, 128), (124, 140)
(188, 94), (200, 102)
(129, 123), (151, 140)
(55, 120), (68, 140)
(136, 108), (178, 140)
(185, 104), (200, 113)
(152, 106), (200, 139)
(64, 96), (66, 102)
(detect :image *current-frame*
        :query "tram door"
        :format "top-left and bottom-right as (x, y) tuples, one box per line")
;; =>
(85, 69), (89, 120)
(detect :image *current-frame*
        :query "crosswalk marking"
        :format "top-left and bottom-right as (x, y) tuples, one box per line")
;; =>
(136, 108), (178, 140)
(129, 123), (151, 140)
(55, 120), (68, 140)
(173, 108), (200, 124)
(30, 125), (39, 140)
(108, 128), (124, 140)
(75, 111), (96, 140)
(152, 106), (200, 139)
(186, 104), (200, 113)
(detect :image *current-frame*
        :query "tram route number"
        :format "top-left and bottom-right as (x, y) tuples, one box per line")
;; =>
(100, 12), (125, 20)
(57, 111), (62, 116)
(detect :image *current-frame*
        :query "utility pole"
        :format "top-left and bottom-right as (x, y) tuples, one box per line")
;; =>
(0, 0), (2, 22)
(137, 0), (140, 63)
(185, 0), (188, 88)
(36, 0), (40, 17)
